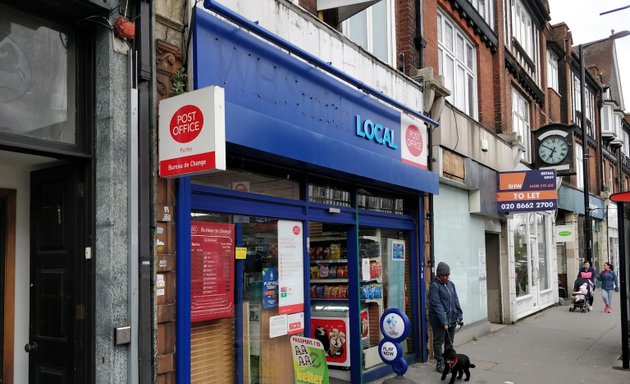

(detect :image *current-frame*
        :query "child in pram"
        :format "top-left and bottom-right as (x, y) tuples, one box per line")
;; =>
(569, 272), (594, 312)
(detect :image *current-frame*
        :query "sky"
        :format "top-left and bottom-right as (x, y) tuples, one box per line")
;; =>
(547, 1), (630, 112)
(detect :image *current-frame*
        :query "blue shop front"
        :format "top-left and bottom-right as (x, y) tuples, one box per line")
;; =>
(175, 6), (439, 384)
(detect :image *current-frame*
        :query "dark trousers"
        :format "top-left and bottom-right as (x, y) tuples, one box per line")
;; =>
(432, 324), (456, 362)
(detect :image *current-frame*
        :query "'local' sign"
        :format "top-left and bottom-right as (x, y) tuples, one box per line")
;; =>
(159, 86), (226, 177)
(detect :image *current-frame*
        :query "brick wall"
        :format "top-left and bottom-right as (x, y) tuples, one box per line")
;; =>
(396, 0), (418, 74)
(547, 89), (562, 123)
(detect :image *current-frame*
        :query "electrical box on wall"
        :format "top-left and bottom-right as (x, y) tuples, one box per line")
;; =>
(115, 326), (132, 345)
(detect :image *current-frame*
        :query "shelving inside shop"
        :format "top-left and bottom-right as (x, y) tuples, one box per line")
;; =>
(308, 236), (383, 302)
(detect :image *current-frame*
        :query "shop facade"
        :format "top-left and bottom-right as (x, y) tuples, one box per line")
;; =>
(173, 5), (439, 383)
(0, 0), (153, 383)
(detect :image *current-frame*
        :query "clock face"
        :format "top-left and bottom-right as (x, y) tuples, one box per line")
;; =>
(538, 135), (569, 165)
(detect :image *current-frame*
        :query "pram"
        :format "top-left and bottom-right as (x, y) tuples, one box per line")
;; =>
(569, 272), (594, 312)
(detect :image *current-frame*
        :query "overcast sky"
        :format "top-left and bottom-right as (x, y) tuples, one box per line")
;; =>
(547, 0), (630, 112)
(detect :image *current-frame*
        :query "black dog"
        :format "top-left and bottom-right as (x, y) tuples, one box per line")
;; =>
(440, 347), (475, 384)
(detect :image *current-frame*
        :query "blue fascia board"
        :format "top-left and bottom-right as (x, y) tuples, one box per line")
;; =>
(558, 185), (605, 218)
(193, 7), (439, 194)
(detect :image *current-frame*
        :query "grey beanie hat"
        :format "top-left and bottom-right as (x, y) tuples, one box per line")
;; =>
(436, 262), (450, 275)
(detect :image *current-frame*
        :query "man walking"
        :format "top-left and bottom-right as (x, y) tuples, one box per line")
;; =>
(428, 262), (463, 373)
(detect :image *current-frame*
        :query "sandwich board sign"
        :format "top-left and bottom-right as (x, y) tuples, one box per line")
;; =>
(159, 86), (226, 178)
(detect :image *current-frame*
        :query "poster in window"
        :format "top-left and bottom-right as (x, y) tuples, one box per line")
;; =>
(262, 267), (279, 309)
(278, 220), (304, 314)
(190, 221), (235, 322)
(390, 239), (405, 261)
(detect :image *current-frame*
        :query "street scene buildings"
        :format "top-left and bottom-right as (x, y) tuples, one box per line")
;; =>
(0, 0), (629, 383)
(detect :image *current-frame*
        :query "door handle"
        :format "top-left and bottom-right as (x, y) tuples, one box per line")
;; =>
(24, 341), (38, 353)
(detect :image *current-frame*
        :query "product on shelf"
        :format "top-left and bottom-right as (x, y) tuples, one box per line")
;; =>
(359, 238), (380, 259)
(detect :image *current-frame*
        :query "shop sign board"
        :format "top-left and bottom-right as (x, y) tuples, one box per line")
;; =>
(400, 113), (429, 170)
(190, 221), (235, 322)
(555, 224), (575, 243)
(158, 86), (226, 178)
(497, 170), (557, 214)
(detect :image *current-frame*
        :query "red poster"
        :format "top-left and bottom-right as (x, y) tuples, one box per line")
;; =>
(311, 318), (349, 365)
(190, 221), (235, 322)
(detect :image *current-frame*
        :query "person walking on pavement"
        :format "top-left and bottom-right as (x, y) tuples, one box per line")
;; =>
(597, 262), (619, 313)
(428, 262), (463, 373)
(576, 260), (596, 305)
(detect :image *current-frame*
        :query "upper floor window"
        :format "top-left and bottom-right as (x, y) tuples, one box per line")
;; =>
(547, 50), (558, 92)
(512, 88), (531, 162)
(572, 73), (595, 137)
(344, 0), (394, 65)
(575, 144), (584, 190)
(511, 0), (534, 58)
(468, 0), (494, 29)
(507, 0), (540, 83)
(438, 11), (478, 118)
(624, 131), (630, 158)
(0, 4), (77, 145)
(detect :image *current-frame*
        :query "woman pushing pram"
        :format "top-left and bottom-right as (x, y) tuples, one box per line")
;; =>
(569, 271), (594, 312)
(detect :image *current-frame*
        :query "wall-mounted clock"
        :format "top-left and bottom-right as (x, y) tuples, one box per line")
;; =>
(538, 135), (569, 165)
(533, 123), (575, 175)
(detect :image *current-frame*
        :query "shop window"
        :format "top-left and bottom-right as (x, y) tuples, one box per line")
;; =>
(357, 192), (404, 215)
(536, 214), (548, 290)
(192, 167), (301, 200)
(191, 211), (305, 383)
(514, 215), (529, 297)
(308, 184), (352, 207)
(0, 4), (77, 145)
(309, 222), (414, 376)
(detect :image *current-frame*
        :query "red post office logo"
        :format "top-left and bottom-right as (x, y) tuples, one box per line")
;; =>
(405, 124), (423, 157)
(170, 104), (204, 143)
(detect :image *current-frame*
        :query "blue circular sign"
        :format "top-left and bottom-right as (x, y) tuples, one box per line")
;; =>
(392, 357), (409, 376)
(380, 308), (410, 343)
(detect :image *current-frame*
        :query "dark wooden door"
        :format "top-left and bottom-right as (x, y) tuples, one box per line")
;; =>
(28, 164), (84, 383)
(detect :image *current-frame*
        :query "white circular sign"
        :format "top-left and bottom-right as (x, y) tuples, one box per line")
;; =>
(381, 312), (405, 339)
(379, 341), (399, 362)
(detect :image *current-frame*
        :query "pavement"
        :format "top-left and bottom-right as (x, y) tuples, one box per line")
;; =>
(372, 294), (629, 384)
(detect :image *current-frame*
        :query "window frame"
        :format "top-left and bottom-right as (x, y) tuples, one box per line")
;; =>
(467, 0), (494, 29)
(437, 10), (479, 119)
(547, 50), (559, 92)
(342, 0), (395, 65)
(0, 3), (93, 157)
(572, 73), (596, 137)
(511, 87), (531, 162)
(575, 144), (584, 190)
